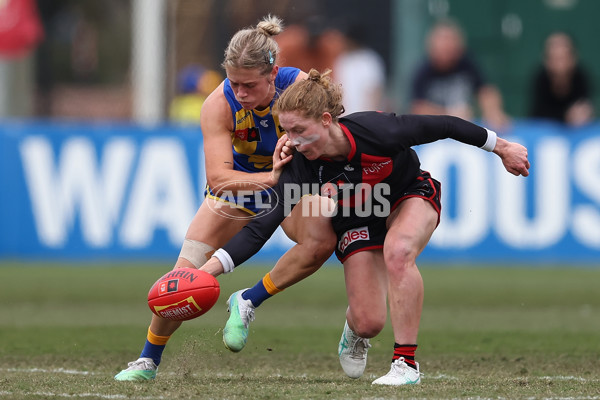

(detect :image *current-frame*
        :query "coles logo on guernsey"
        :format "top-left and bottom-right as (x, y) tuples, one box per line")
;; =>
(338, 226), (370, 253)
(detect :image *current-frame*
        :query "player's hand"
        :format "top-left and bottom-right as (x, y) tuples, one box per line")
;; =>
(280, 134), (296, 159)
(270, 135), (294, 184)
(493, 137), (530, 177)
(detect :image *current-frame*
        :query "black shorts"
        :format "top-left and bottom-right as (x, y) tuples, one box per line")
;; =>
(334, 170), (442, 262)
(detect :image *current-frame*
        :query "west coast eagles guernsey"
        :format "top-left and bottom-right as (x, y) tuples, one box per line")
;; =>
(219, 112), (496, 265)
(223, 66), (300, 172)
(205, 67), (300, 215)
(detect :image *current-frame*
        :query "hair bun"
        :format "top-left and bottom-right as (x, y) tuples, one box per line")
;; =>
(307, 69), (321, 82)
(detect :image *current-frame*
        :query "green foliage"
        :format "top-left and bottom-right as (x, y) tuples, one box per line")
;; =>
(1, 263), (599, 399)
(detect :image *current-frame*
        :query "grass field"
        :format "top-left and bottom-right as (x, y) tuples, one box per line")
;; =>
(1, 262), (599, 399)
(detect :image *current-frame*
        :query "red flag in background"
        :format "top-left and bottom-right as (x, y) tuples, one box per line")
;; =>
(0, 0), (44, 58)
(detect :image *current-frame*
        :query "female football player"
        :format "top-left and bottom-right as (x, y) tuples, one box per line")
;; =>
(115, 17), (336, 381)
(200, 69), (530, 385)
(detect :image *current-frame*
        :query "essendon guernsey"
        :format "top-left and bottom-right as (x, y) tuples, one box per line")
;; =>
(222, 112), (492, 264)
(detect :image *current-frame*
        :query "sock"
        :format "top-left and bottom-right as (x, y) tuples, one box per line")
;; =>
(241, 272), (282, 307)
(139, 327), (170, 366)
(393, 343), (418, 370)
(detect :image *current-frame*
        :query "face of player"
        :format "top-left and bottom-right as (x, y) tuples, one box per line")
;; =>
(226, 66), (278, 110)
(279, 111), (329, 160)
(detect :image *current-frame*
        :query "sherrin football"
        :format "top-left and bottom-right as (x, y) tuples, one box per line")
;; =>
(148, 268), (220, 321)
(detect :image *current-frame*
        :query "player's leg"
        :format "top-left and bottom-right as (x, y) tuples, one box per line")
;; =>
(372, 196), (438, 386)
(271, 195), (337, 287)
(223, 195), (336, 352)
(115, 199), (249, 381)
(339, 250), (388, 378)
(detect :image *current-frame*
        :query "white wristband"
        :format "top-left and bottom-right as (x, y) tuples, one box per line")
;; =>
(481, 128), (497, 152)
(212, 248), (235, 274)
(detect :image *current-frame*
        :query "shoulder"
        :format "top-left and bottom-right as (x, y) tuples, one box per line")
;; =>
(274, 67), (304, 96)
(200, 81), (234, 131)
(341, 112), (400, 138)
(276, 67), (302, 84)
(343, 111), (395, 124)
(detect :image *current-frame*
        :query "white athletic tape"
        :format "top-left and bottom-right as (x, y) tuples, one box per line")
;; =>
(212, 248), (235, 274)
(178, 239), (215, 268)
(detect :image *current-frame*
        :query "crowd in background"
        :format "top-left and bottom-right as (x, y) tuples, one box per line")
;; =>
(1, 0), (595, 128)
(170, 16), (595, 132)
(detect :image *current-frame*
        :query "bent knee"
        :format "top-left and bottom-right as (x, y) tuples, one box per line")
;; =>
(308, 237), (336, 263)
(351, 316), (385, 339)
(300, 229), (337, 262)
(383, 240), (418, 270)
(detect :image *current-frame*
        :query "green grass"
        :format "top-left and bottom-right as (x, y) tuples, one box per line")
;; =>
(1, 262), (599, 399)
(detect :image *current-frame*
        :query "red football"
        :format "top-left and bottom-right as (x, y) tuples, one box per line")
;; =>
(148, 268), (220, 321)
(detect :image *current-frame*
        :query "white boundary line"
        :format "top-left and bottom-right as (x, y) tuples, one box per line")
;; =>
(0, 392), (165, 400)
(2, 368), (98, 375)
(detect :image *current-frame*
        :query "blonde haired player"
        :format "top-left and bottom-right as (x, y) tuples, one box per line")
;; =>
(115, 16), (336, 381)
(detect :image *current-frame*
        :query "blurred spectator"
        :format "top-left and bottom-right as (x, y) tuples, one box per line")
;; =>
(276, 16), (387, 115)
(529, 31), (594, 127)
(275, 15), (346, 77)
(333, 20), (387, 114)
(169, 65), (222, 124)
(410, 19), (509, 131)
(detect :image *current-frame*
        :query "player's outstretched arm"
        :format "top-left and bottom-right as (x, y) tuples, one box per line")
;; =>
(492, 137), (530, 177)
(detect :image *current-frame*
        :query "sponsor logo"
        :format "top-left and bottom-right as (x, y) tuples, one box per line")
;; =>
(234, 127), (261, 142)
(344, 164), (354, 171)
(163, 269), (197, 283)
(260, 120), (269, 128)
(236, 111), (251, 124)
(363, 160), (392, 175)
(153, 296), (203, 320)
(338, 226), (370, 253)
(167, 279), (179, 292)
(159, 279), (179, 295)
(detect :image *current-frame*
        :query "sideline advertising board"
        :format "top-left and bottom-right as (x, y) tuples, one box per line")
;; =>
(0, 120), (598, 264)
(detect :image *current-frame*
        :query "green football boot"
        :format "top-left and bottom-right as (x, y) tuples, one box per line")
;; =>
(223, 289), (255, 352)
(114, 357), (157, 381)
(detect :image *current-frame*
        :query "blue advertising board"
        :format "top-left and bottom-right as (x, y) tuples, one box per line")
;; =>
(0, 119), (599, 264)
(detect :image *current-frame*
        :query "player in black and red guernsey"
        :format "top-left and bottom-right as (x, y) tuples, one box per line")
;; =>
(200, 69), (530, 385)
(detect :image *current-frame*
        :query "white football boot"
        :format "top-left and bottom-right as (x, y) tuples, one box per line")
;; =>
(338, 320), (371, 378)
(114, 357), (157, 381)
(372, 357), (422, 385)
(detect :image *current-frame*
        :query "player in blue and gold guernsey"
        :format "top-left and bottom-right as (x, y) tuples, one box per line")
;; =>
(115, 16), (336, 381)
(200, 69), (530, 385)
